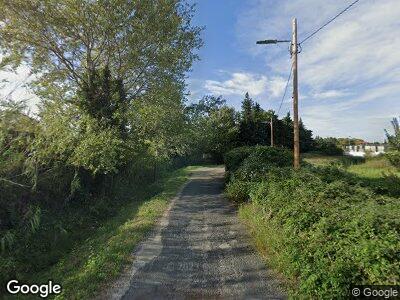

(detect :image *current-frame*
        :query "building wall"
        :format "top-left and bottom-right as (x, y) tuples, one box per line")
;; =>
(344, 145), (386, 157)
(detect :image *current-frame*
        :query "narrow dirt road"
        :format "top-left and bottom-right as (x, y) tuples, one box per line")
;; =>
(109, 166), (285, 299)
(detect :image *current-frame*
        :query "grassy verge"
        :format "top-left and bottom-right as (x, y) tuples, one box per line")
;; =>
(302, 153), (399, 177)
(238, 204), (294, 291)
(302, 152), (344, 166)
(302, 153), (400, 197)
(348, 156), (399, 178)
(5, 166), (195, 299)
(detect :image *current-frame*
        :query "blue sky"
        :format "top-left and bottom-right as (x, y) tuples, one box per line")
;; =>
(187, 0), (400, 142)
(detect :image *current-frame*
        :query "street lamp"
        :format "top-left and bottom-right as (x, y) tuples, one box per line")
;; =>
(256, 39), (291, 44)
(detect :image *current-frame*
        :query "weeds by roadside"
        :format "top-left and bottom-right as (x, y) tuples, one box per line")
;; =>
(1, 166), (194, 299)
(224, 146), (400, 298)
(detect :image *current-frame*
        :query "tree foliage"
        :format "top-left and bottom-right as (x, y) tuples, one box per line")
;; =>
(313, 137), (344, 156)
(385, 117), (400, 168)
(186, 95), (238, 162)
(0, 0), (201, 98)
(237, 93), (314, 152)
(0, 0), (202, 287)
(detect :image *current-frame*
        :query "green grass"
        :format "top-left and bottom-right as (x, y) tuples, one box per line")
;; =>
(348, 157), (399, 178)
(303, 153), (400, 197)
(302, 152), (343, 166)
(238, 203), (295, 292)
(303, 153), (399, 178)
(4, 166), (196, 299)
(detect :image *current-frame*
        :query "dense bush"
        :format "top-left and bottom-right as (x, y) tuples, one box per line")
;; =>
(225, 145), (292, 173)
(225, 180), (252, 203)
(224, 146), (253, 172)
(234, 146), (293, 182)
(386, 151), (400, 168)
(226, 148), (400, 297)
(307, 163), (400, 198)
(314, 137), (344, 155)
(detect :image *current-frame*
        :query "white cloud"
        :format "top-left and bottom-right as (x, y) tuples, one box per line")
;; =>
(301, 83), (400, 140)
(267, 76), (287, 97)
(239, 0), (400, 88)
(203, 71), (291, 105)
(312, 89), (350, 99)
(204, 72), (268, 96)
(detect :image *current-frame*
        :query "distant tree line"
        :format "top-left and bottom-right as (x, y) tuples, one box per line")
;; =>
(186, 92), (314, 163)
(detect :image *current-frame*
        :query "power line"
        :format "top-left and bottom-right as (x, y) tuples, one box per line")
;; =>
(299, 0), (361, 45)
(277, 64), (293, 116)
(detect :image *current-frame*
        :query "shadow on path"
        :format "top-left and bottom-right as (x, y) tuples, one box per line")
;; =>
(118, 167), (285, 299)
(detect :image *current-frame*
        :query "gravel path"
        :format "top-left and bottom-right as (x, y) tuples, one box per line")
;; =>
(109, 166), (285, 299)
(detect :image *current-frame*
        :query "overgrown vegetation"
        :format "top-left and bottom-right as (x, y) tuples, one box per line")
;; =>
(313, 137), (344, 155)
(0, 2), (317, 295)
(185, 92), (315, 164)
(0, 0), (202, 297)
(2, 166), (192, 299)
(1, 1), (396, 298)
(304, 153), (400, 198)
(385, 117), (400, 168)
(225, 146), (400, 298)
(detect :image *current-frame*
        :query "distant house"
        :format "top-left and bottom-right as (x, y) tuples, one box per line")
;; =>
(344, 143), (387, 157)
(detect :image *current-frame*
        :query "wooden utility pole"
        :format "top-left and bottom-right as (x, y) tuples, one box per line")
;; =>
(270, 117), (274, 147)
(292, 18), (300, 169)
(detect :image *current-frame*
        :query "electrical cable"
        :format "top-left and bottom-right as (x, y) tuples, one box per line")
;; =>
(277, 64), (293, 116)
(299, 0), (361, 45)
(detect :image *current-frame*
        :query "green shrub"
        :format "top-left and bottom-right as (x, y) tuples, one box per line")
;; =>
(225, 146), (400, 297)
(381, 172), (400, 196)
(308, 163), (400, 198)
(238, 168), (400, 298)
(314, 137), (344, 155)
(234, 146), (293, 181)
(225, 180), (252, 203)
(339, 155), (365, 167)
(224, 146), (253, 172)
(386, 151), (400, 168)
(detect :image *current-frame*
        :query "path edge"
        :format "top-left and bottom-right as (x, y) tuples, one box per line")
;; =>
(96, 174), (193, 300)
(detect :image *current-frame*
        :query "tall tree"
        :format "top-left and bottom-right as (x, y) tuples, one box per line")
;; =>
(280, 112), (293, 149)
(238, 92), (255, 145)
(241, 92), (253, 122)
(186, 95), (238, 163)
(299, 119), (314, 152)
(386, 117), (400, 150)
(0, 0), (202, 175)
(0, 1), (202, 103)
